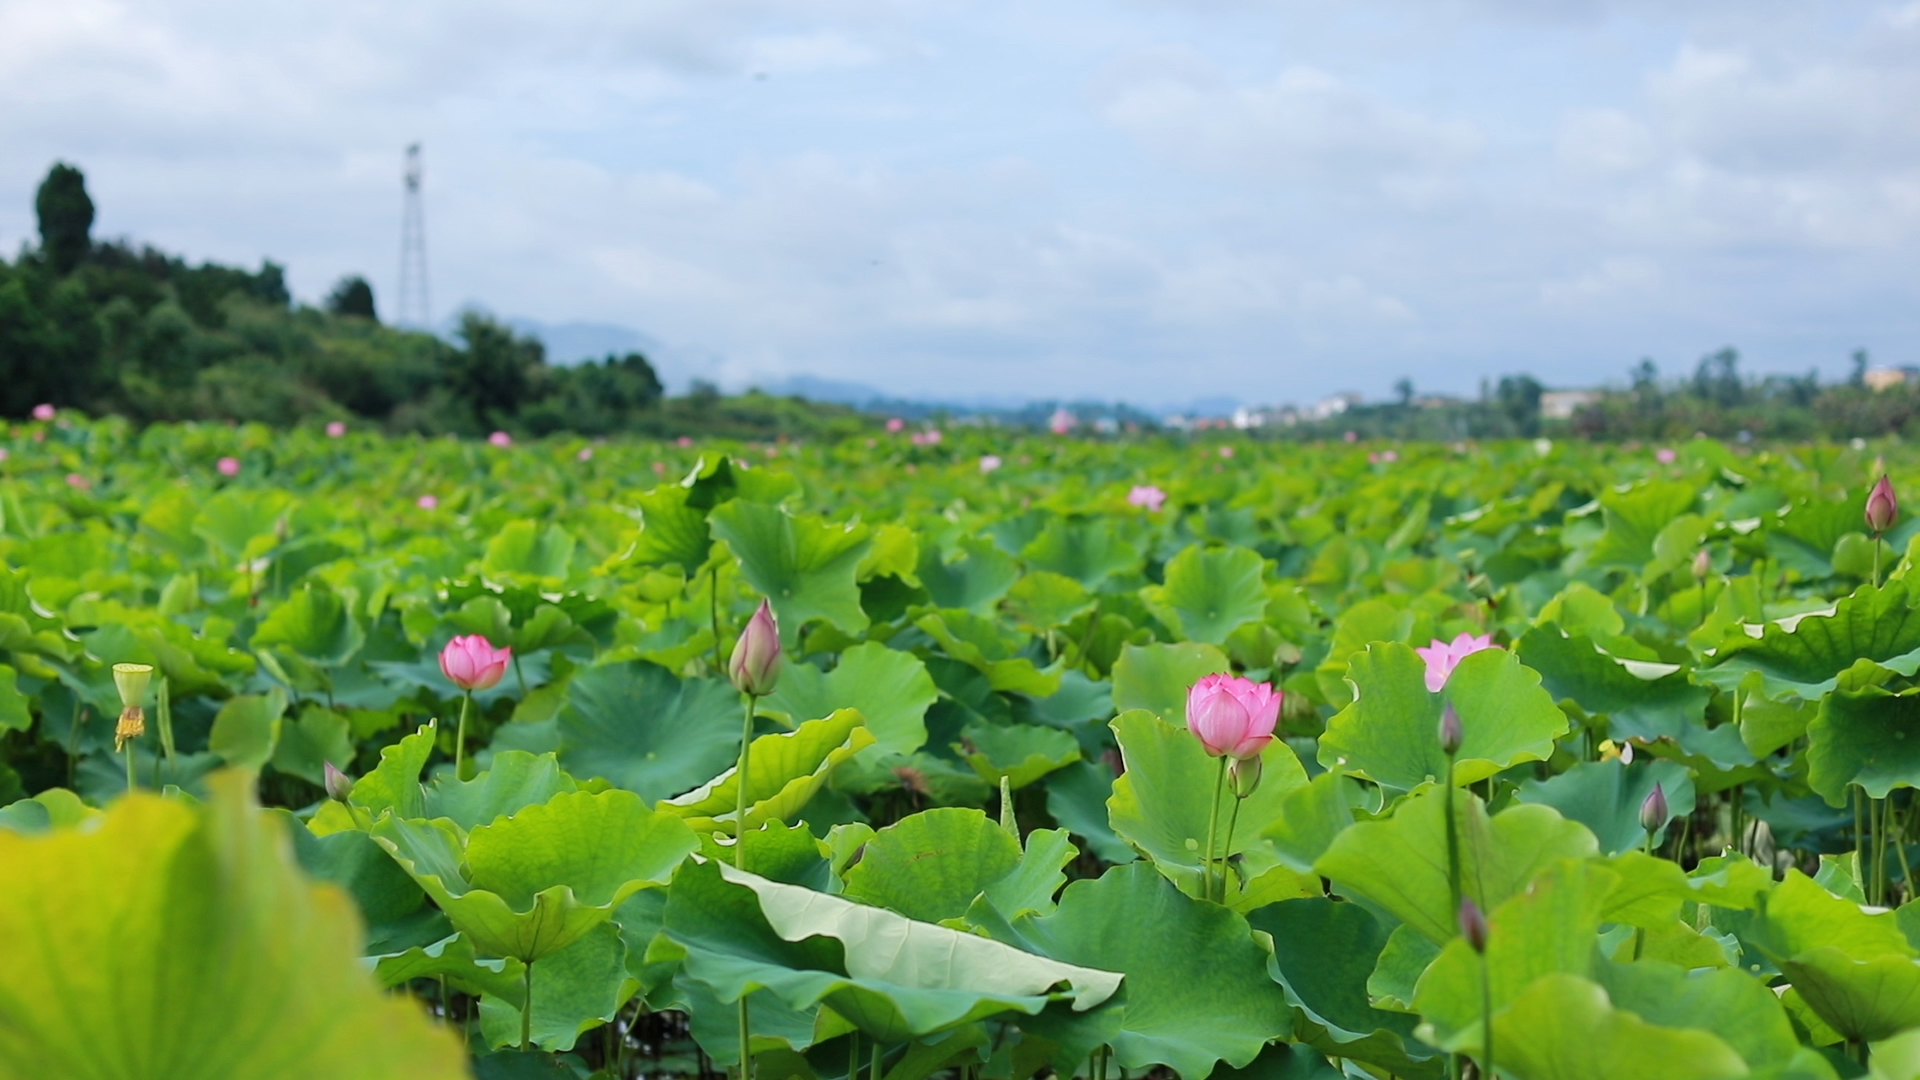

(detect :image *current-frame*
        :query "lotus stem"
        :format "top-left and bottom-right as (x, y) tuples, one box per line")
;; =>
(1219, 792), (1244, 903)
(1203, 756), (1228, 902)
(1444, 755), (1462, 919)
(454, 689), (473, 781)
(1856, 786), (1867, 895)
(1480, 950), (1495, 1080)
(1895, 795), (1914, 905)
(848, 1029), (859, 1080)
(521, 960), (533, 1050)
(711, 563), (724, 675)
(737, 690), (757, 1080)
(1874, 538), (1883, 589)
(124, 741), (136, 794)
(870, 1039), (881, 1080)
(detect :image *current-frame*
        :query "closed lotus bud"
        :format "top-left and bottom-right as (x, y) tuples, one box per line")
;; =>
(112, 662), (153, 752)
(1640, 784), (1670, 835)
(1867, 475), (1898, 535)
(1229, 754), (1263, 799)
(323, 761), (354, 803)
(1437, 703), (1463, 757)
(728, 598), (782, 696)
(1458, 896), (1489, 954)
(1691, 548), (1711, 580)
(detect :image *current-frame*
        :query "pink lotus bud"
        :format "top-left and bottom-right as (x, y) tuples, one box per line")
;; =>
(1655, 447), (1677, 464)
(886, 418), (905, 433)
(323, 761), (353, 802)
(1415, 632), (1498, 693)
(1048, 408), (1075, 435)
(1127, 484), (1167, 513)
(1691, 548), (1711, 580)
(1343, 430), (1357, 443)
(676, 436), (694, 448)
(651, 461), (666, 474)
(1437, 703), (1463, 756)
(326, 421), (347, 438)
(578, 447), (594, 462)
(31, 403), (54, 421)
(416, 494), (438, 510)
(1186, 674), (1280, 759)
(728, 599), (782, 696)
(1458, 896), (1489, 953)
(1640, 785), (1670, 835)
(1219, 446), (1234, 459)
(1228, 754), (1263, 798)
(439, 634), (511, 691)
(64, 473), (89, 489)
(1867, 475), (1898, 535)
(488, 431), (512, 448)
(979, 455), (1002, 474)
(216, 457), (240, 477)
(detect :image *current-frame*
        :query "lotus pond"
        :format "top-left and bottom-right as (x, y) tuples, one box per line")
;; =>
(4, 417), (1920, 1080)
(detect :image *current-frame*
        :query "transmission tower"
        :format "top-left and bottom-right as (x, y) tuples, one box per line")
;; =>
(396, 143), (431, 328)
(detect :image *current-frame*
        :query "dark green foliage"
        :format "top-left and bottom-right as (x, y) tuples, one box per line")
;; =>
(325, 276), (378, 322)
(34, 162), (93, 276)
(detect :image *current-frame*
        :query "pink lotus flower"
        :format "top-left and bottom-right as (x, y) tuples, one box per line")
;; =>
(32, 404), (54, 421)
(1382, 449), (1398, 463)
(728, 598), (782, 696)
(1655, 447), (1676, 464)
(0, 448), (8, 462)
(1127, 484), (1167, 512)
(1415, 632), (1498, 692)
(676, 436), (694, 448)
(886, 418), (905, 433)
(1186, 674), (1281, 759)
(440, 634), (511, 691)
(1219, 446), (1235, 459)
(1867, 475), (1898, 534)
(488, 431), (512, 448)
(979, 455), (1002, 473)
(1048, 408), (1075, 435)
(1343, 430), (1358, 443)
(64, 473), (89, 489)
(216, 457), (240, 477)
(578, 447), (595, 462)
(326, 421), (346, 438)
(651, 461), (666, 474)
(416, 494), (438, 510)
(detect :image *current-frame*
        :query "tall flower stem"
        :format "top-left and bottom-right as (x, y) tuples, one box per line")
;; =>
(1203, 756), (1228, 902)
(736, 691), (757, 1080)
(1219, 793), (1245, 903)
(1479, 953), (1495, 1080)
(711, 564), (725, 674)
(1443, 755), (1462, 918)
(454, 689), (474, 781)
(521, 961), (534, 1050)
(124, 742), (136, 794)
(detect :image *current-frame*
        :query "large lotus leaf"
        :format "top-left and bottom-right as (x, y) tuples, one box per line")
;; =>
(761, 642), (937, 755)
(1006, 571), (1096, 635)
(421, 750), (579, 832)
(1516, 627), (1712, 741)
(663, 709), (873, 832)
(208, 689), (288, 771)
(1589, 480), (1698, 569)
(1595, 960), (1805, 1072)
(1318, 643), (1568, 791)
(1316, 786), (1599, 945)
(710, 501), (872, 640)
(0, 665), (29, 733)
(252, 585), (365, 666)
(556, 660), (741, 803)
(372, 788), (698, 962)
(1263, 769), (1362, 874)
(1702, 579), (1920, 700)
(1107, 709), (1312, 904)
(1246, 898), (1430, 1073)
(1806, 685), (1920, 807)
(670, 967), (824, 1066)
(631, 484), (715, 569)
(347, 721), (438, 822)
(657, 860), (1120, 1045)
(477, 922), (634, 1051)
(271, 706), (355, 787)
(483, 521), (578, 585)
(981, 828), (1078, 921)
(1749, 872), (1914, 964)
(1143, 544), (1268, 645)
(279, 813), (440, 953)
(1045, 760), (1136, 865)
(842, 808), (1023, 923)
(1874, 1029), (1920, 1080)
(0, 771), (465, 1080)
(372, 931), (526, 1001)
(1020, 519), (1140, 588)
(1001, 863), (1293, 1079)
(1110, 641), (1231, 724)
(1517, 758), (1697, 856)
(193, 487), (290, 560)
(915, 609), (1061, 697)
(959, 721), (1081, 789)
(1486, 974), (1750, 1080)
(1537, 581), (1627, 639)
(1779, 950), (1920, 1044)
(917, 535), (1021, 614)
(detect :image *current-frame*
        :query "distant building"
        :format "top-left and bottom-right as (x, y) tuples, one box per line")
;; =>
(1309, 392), (1362, 420)
(1539, 390), (1603, 420)
(1865, 368), (1909, 392)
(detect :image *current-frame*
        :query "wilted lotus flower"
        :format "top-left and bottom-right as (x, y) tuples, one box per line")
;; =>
(1415, 632), (1498, 693)
(1655, 447), (1677, 464)
(1127, 484), (1167, 512)
(440, 635), (511, 691)
(729, 599), (783, 697)
(488, 431), (512, 448)
(1186, 674), (1280, 760)
(31, 403), (54, 421)
(326, 421), (347, 438)
(1640, 785), (1670, 835)
(979, 455), (1002, 474)
(1867, 475), (1898, 535)
(416, 494), (438, 510)
(216, 456), (240, 477)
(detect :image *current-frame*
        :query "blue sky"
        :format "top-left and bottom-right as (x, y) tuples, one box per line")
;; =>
(2, 0), (1918, 407)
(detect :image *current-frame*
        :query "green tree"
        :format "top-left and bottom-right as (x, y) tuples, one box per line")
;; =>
(326, 276), (378, 322)
(443, 311), (544, 429)
(34, 163), (94, 276)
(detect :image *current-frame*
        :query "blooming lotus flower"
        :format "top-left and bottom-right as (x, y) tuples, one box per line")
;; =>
(1416, 632), (1498, 693)
(1048, 408), (1075, 435)
(1186, 674), (1281, 759)
(1655, 448), (1676, 464)
(326, 421), (346, 438)
(216, 457), (240, 477)
(578, 447), (594, 462)
(979, 455), (1002, 474)
(1382, 449), (1398, 463)
(31, 404), (54, 421)
(1219, 446), (1234, 459)
(728, 599), (782, 696)
(651, 461), (666, 474)
(416, 494), (438, 510)
(65, 473), (89, 489)
(440, 635), (511, 691)
(1127, 484), (1167, 512)
(1343, 430), (1357, 443)
(886, 418), (905, 433)
(676, 436), (694, 448)
(488, 431), (512, 448)
(1867, 475), (1898, 535)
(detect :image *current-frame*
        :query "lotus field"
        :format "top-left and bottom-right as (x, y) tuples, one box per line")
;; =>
(12, 416), (1920, 1080)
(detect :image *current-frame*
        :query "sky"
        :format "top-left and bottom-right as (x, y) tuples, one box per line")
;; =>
(2, 0), (1919, 408)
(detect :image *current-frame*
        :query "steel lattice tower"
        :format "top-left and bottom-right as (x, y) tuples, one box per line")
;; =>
(396, 143), (431, 328)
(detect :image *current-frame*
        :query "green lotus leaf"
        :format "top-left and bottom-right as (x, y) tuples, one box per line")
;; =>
(1142, 544), (1268, 645)
(483, 520), (578, 585)
(1020, 518), (1140, 589)
(1263, 769), (1361, 874)
(959, 721), (1081, 789)
(346, 720), (438, 822)
(193, 487), (290, 560)
(1517, 758), (1697, 856)
(1318, 643), (1567, 791)
(842, 807), (1023, 923)
(1516, 627), (1715, 745)
(270, 706), (355, 787)
(917, 535), (1022, 614)
(1246, 897), (1432, 1074)
(476, 923), (635, 1051)
(1316, 786), (1598, 945)
(372, 931), (526, 1001)
(1702, 579), (1920, 700)
(1006, 571), (1096, 635)
(372, 788), (698, 962)
(0, 665), (28, 733)
(422, 749), (579, 832)
(982, 828), (1078, 921)
(1537, 581), (1627, 639)
(998, 862), (1293, 1079)
(1109, 641), (1231, 724)
(1768, 491), (1871, 581)
(1367, 924), (1442, 1012)
(1594, 959), (1805, 1072)
(1589, 480), (1698, 569)
(1486, 973), (1750, 1080)
(0, 771), (466, 1079)
(915, 609), (1062, 697)
(663, 708), (874, 832)
(1780, 949), (1920, 1044)
(760, 641), (936, 755)
(710, 501), (872, 640)
(1107, 709), (1311, 904)
(1872, 1028), (1920, 1080)
(1044, 760), (1136, 865)
(658, 859), (1121, 1045)
(208, 689), (288, 771)
(252, 584), (365, 666)
(1806, 684), (1920, 807)
(556, 660), (741, 803)
(631, 483), (715, 569)
(669, 966), (824, 1066)
(278, 811), (440, 953)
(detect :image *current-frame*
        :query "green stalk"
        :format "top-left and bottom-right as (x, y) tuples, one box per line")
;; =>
(870, 1040), (881, 1080)
(711, 564), (724, 675)
(124, 741), (136, 795)
(454, 689), (474, 781)
(1203, 756), (1228, 903)
(737, 692), (757, 1080)
(1444, 755), (1462, 918)
(1875, 536), (1883, 589)
(848, 1029), (859, 1080)
(1856, 786), (1867, 895)
(1219, 793), (1245, 903)
(1895, 795), (1914, 905)
(1480, 951), (1495, 1080)
(521, 961), (533, 1050)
